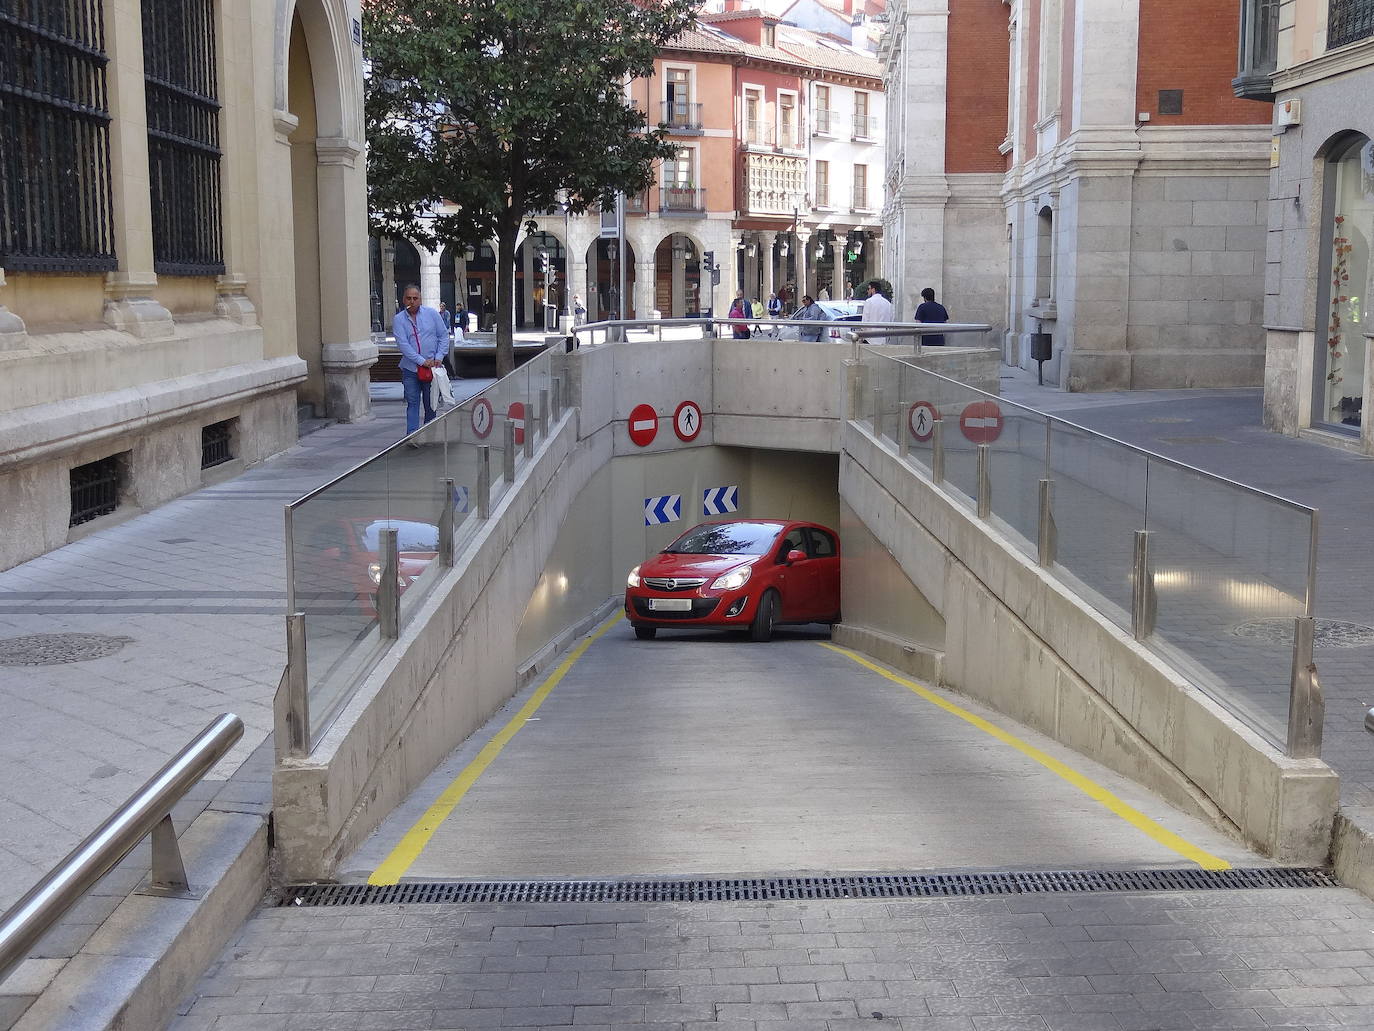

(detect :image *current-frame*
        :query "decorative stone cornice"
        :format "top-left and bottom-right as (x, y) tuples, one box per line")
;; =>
(1271, 36), (1374, 93)
(316, 137), (363, 167)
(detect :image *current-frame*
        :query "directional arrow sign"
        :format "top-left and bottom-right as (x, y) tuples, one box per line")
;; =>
(451, 484), (470, 515)
(703, 485), (739, 516)
(643, 494), (682, 527)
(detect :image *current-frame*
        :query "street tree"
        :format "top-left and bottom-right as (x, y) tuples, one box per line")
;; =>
(364, 0), (699, 375)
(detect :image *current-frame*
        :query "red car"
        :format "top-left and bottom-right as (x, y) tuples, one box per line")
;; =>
(301, 518), (438, 617)
(625, 519), (841, 642)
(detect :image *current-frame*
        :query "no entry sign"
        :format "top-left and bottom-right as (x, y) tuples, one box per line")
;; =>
(674, 400), (703, 442)
(959, 400), (1003, 444)
(507, 401), (526, 445)
(908, 401), (939, 442)
(471, 397), (494, 438)
(628, 403), (658, 447)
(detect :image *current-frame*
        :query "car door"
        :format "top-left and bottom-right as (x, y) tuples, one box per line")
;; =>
(771, 526), (812, 621)
(804, 526), (841, 620)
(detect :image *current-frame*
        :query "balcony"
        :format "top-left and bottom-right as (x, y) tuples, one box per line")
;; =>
(625, 191), (648, 214)
(851, 115), (879, 141)
(813, 185), (832, 210)
(777, 124), (805, 150)
(851, 187), (873, 212)
(743, 119), (774, 150)
(813, 108), (839, 136)
(659, 185), (705, 214)
(1232, 0), (1278, 101)
(1329, 0), (1374, 48)
(739, 153), (807, 216)
(660, 100), (703, 133)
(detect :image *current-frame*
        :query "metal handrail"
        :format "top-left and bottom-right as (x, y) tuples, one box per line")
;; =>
(0, 713), (244, 986)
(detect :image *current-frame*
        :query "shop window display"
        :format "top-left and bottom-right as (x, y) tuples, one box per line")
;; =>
(1319, 136), (1374, 429)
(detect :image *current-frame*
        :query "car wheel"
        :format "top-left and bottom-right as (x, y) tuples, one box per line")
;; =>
(750, 590), (778, 643)
(634, 626), (657, 641)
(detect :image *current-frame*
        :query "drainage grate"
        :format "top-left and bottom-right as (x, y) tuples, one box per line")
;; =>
(281, 868), (1338, 907)
(0, 633), (134, 666)
(1232, 618), (1374, 649)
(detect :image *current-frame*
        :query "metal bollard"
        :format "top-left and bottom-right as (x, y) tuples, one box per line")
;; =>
(504, 420), (516, 484)
(377, 527), (400, 639)
(1037, 478), (1057, 568)
(1131, 530), (1156, 641)
(284, 611), (309, 757)
(523, 404), (535, 460)
(552, 377), (562, 420)
(477, 446), (491, 519)
(439, 478), (456, 567)
(872, 386), (884, 436)
(539, 388), (549, 437)
(931, 419), (945, 484)
(897, 401), (910, 458)
(976, 444), (991, 519)
(1287, 616), (1323, 758)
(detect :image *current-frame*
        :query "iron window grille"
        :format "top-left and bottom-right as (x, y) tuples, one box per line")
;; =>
(69, 454), (124, 527)
(142, 0), (224, 275)
(0, 0), (117, 272)
(200, 419), (233, 469)
(1329, 0), (1374, 48)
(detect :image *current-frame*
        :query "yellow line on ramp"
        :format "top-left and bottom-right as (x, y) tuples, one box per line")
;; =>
(820, 642), (1231, 871)
(369, 612), (623, 885)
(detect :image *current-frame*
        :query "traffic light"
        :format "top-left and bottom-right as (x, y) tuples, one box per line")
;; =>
(536, 250), (548, 276)
(702, 250), (713, 271)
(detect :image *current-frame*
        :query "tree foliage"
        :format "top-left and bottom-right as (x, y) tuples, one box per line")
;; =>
(364, 0), (699, 373)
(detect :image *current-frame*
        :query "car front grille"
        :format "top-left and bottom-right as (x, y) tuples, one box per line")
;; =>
(631, 597), (721, 620)
(643, 577), (707, 592)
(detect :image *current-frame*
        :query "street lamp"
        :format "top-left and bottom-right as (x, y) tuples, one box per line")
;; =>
(559, 190), (572, 327)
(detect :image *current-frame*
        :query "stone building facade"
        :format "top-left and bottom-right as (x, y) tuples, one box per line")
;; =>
(0, 0), (372, 571)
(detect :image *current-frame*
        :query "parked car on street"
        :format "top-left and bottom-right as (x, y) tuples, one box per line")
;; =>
(776, 300), (862, 341)
(625, 519), (841, 642)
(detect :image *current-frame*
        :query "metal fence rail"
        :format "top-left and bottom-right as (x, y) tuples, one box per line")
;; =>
(0, 713), (244, 986)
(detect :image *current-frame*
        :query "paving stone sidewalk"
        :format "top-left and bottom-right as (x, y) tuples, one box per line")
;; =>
(172, 889), (1374, 1031)
(0, 394), (422, 914)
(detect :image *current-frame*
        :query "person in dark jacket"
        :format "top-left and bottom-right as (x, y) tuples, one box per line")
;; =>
(915, 287), (949, 346)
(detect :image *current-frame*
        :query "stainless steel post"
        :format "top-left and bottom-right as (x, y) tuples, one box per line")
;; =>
(284, 611), (309, 758)
(552, 377), (562, 420)
(976, 444), (991, 519)
(378, 527), (400, 639)
(439, 478), (456, 567)
(539, 388), (549, 437)
(848, 362), (868, 423)
(522, 399), (534, 461)
(1131, 530), (1156, 640)
(931, 419), (945, 484)
(504, 420), (516, 484)
(1286, 616), (1323, 758)
(1037, 478), (1057, 568)
(897, 400), (910, 458)
(148, 813), (189, 895)
(871, 386), (883, 436)
(477, 446), (491, 519)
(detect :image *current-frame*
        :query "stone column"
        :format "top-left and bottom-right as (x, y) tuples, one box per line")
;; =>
(317, 137), (375, 422)
(420, 246), (441, 310)
(670, 242), (687, 318)
(380, 240), (397, 323)
(760, 232), (777, 302)
(635, 261), (656, 320)
(102, 0), (173, 338)
(829, 239), (845, 301)
(522, 243), (536, 326)
(795, 230), (812, 299)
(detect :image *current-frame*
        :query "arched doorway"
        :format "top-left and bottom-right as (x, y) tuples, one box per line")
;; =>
(586, 239), (637, 320)
(652, 233), (702, 318)
(516, 232), (566, 329)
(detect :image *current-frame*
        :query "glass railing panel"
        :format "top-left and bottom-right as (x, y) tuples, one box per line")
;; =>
(1045, 420), (1147, 631)
(986, 405), (1048, 561)
(1143, 458), (1312, 747)
(931, 377), (986, 511)
(388, 413), (454, 633)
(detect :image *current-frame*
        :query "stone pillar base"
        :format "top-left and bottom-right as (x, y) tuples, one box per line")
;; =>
(104, 276), (174, 339)
(0, 306), (27, 351)
(216, 275), (259, 326)
(321, 339), (379, 422)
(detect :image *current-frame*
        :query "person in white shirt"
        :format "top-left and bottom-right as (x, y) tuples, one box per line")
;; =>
(860, 279), (894, 324)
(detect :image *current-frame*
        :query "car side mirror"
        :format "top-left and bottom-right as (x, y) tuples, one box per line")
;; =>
(786, 549), (807, 565)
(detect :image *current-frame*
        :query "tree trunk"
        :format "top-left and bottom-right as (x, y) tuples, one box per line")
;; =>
(494, 216), (517, 378)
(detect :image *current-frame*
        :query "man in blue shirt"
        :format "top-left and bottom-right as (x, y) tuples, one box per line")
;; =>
(915, 287), (949, 347)
(393, 284), (448, 435)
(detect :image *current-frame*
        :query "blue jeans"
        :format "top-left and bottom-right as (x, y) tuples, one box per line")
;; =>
(401, 367), (436, 435)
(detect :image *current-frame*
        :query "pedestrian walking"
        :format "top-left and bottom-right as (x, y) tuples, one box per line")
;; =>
(793, 294), (826, 342)
(915, 287), (950, 347)
(729, 291), (750, 339)
(767, 292), (783, 337)
(860, 279), (894, 324)
(393, 284), (447, 438)
(751, 297), (765, 335)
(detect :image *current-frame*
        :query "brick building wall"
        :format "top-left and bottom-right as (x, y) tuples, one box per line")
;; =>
(1135, 0), (1270, 125)
(945, 0), (1012, 173)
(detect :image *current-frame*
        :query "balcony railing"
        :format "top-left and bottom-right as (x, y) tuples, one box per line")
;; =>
(625, 191), (647, 213)
(1233, 0), (1279, 101)
(851, 115), (879, 140)
(1329, 0), (1374, 48)
(660, 100), (703, 132)
(813, 108), (839, 135)
(659, 185), (705, 213)
(777, 123), (804, 149)
(814, 185), (831, 209)
(851, 188), (870, 211)
(744, 119), (774, 146)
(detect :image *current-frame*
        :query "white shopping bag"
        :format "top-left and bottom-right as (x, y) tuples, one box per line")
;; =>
(432, 365), (455, 405)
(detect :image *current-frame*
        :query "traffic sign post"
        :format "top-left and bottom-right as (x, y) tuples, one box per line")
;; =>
(908, 401), (939, 442)
(674, 400), (703, 442)
(959, 400), (1004, 444)
(628, 403), (658, 447)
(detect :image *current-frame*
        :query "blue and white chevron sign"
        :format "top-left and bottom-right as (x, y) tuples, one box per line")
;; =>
(702, 485), (739, 517)
(644, 494), (682, 527)
(451, 484), (470, 515)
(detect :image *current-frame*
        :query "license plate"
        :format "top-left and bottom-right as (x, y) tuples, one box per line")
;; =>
(648, 598), (692, 611)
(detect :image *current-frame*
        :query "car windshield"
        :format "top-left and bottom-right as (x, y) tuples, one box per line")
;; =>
(663, 522), (785, 556)
(357, 520), (440, 552)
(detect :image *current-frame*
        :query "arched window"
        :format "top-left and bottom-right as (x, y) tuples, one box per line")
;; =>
(1035, 205), (1054, 304)
(1315, 134), (1374, 430)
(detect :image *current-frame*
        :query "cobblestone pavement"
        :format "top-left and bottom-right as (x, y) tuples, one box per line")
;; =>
(0, 387), (449, 914)
(1000, 368), (1374, 818)
(173, 889), (1374, 1030)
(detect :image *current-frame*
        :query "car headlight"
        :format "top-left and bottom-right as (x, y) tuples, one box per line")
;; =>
(626, 565), (642, 588)
(711, 565), (751, 591)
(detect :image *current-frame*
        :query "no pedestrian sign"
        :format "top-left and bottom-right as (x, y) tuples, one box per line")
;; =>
(674, 400), (702, 442)
(628, 403), (658, 447)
